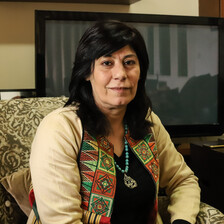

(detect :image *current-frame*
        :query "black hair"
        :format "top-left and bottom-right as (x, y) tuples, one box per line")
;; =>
(65, 20), (152, 139)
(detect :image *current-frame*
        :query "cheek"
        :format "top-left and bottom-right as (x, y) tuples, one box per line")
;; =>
(131, 72), (140, 86)
(95, 71), (111, 85)
(132, 74), (140, 94)
(91, 77), (109, 98)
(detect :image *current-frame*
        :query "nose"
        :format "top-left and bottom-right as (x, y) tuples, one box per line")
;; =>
(112, 62), (127, 81)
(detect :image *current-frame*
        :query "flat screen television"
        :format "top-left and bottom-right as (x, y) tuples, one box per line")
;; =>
(35, 10), (224, 138)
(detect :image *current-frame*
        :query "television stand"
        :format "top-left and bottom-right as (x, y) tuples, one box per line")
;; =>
(190, 142), (224, 213)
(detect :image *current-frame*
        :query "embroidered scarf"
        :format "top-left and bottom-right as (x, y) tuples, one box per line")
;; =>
(79, 128), (159, 224)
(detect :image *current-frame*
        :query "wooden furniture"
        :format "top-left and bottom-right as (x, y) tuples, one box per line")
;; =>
(199, 0), (224, 17)
(221, 0), (224, 17)
(190, 142), (224, 213)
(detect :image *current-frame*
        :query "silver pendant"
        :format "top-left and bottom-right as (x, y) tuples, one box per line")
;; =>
(124, 173), (137, 189)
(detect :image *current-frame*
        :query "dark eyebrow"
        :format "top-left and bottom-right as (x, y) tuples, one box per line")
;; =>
(103, 54), (112, 57)
(124, 54), (138, 59)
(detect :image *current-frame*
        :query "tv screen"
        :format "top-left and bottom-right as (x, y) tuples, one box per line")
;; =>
(35, 10), (224, 138)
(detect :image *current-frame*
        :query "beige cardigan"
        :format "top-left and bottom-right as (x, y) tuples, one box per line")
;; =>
(29, 106), (200, 224)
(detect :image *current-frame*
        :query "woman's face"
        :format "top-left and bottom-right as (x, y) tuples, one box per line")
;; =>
(87, 45), (140, 112)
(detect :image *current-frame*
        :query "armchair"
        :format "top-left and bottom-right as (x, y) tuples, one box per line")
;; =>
(0, 97), (223, 224)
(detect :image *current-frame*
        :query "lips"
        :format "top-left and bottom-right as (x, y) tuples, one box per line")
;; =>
(108, 87), (130, 90)
(107, 87), (131, 94)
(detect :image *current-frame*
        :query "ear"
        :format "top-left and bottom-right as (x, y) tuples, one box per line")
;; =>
(86, 63), (94, 81)
(86, 73), (93, 81)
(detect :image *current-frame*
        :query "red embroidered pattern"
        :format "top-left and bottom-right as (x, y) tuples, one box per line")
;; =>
(126, 130), (159, 185)
(80, 129), (159, 223)
(79, 132), (116, 218)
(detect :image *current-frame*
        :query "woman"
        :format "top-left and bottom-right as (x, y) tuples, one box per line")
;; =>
(30, 21), (200, 224)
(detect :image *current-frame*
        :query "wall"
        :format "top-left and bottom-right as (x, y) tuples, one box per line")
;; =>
(0, 0), (198, 90)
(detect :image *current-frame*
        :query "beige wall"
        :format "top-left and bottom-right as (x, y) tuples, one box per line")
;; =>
(0, 0), (198, 90)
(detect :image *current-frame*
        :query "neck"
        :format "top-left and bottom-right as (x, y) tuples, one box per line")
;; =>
(106, 118), (126, 157)
(101, 107), (126, 136)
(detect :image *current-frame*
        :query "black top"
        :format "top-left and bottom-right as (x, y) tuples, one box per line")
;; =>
(111, 147), (156, 224)
(111, 147), (191, 224)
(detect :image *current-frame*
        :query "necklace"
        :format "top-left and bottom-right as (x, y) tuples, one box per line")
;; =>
(114, 124), (137, 189)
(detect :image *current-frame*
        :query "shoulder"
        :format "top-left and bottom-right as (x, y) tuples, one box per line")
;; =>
(31, 105), (83, 162)
(38, 106), (82, 132)
(145, 110), (164, 130)
(145, 110), (172, 146)
(34, 106), (83, 151)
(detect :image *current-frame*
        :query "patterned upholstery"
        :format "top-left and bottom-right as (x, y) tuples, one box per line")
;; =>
(197, 203), (224, 224)
(0, 97), (224, 224)
(158, 196), (224, 224)
(0, 97), (67, 224)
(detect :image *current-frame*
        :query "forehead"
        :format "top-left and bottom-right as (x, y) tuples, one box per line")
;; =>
(101, 45), (137, 58)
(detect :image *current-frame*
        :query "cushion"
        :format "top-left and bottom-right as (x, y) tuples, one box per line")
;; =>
(0, 168), (32, 216)
(0, 97), (67, 224)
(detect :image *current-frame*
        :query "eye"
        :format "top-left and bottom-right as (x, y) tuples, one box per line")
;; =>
(102, 60), (113, 66)
(124, 60), (136, 66)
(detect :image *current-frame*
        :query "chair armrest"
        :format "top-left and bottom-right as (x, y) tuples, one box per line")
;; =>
(196, 202), (224, 224)
(158, 196), (224, 224)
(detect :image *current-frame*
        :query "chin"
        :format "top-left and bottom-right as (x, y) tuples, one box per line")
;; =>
(113, 99), (132, 107)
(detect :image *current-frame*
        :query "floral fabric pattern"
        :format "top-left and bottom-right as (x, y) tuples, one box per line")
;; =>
(158, 196), (224, 224)
(0, 97), (67, 224)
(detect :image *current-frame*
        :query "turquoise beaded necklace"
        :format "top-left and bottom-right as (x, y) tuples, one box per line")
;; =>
(114, 124), (137, 189)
